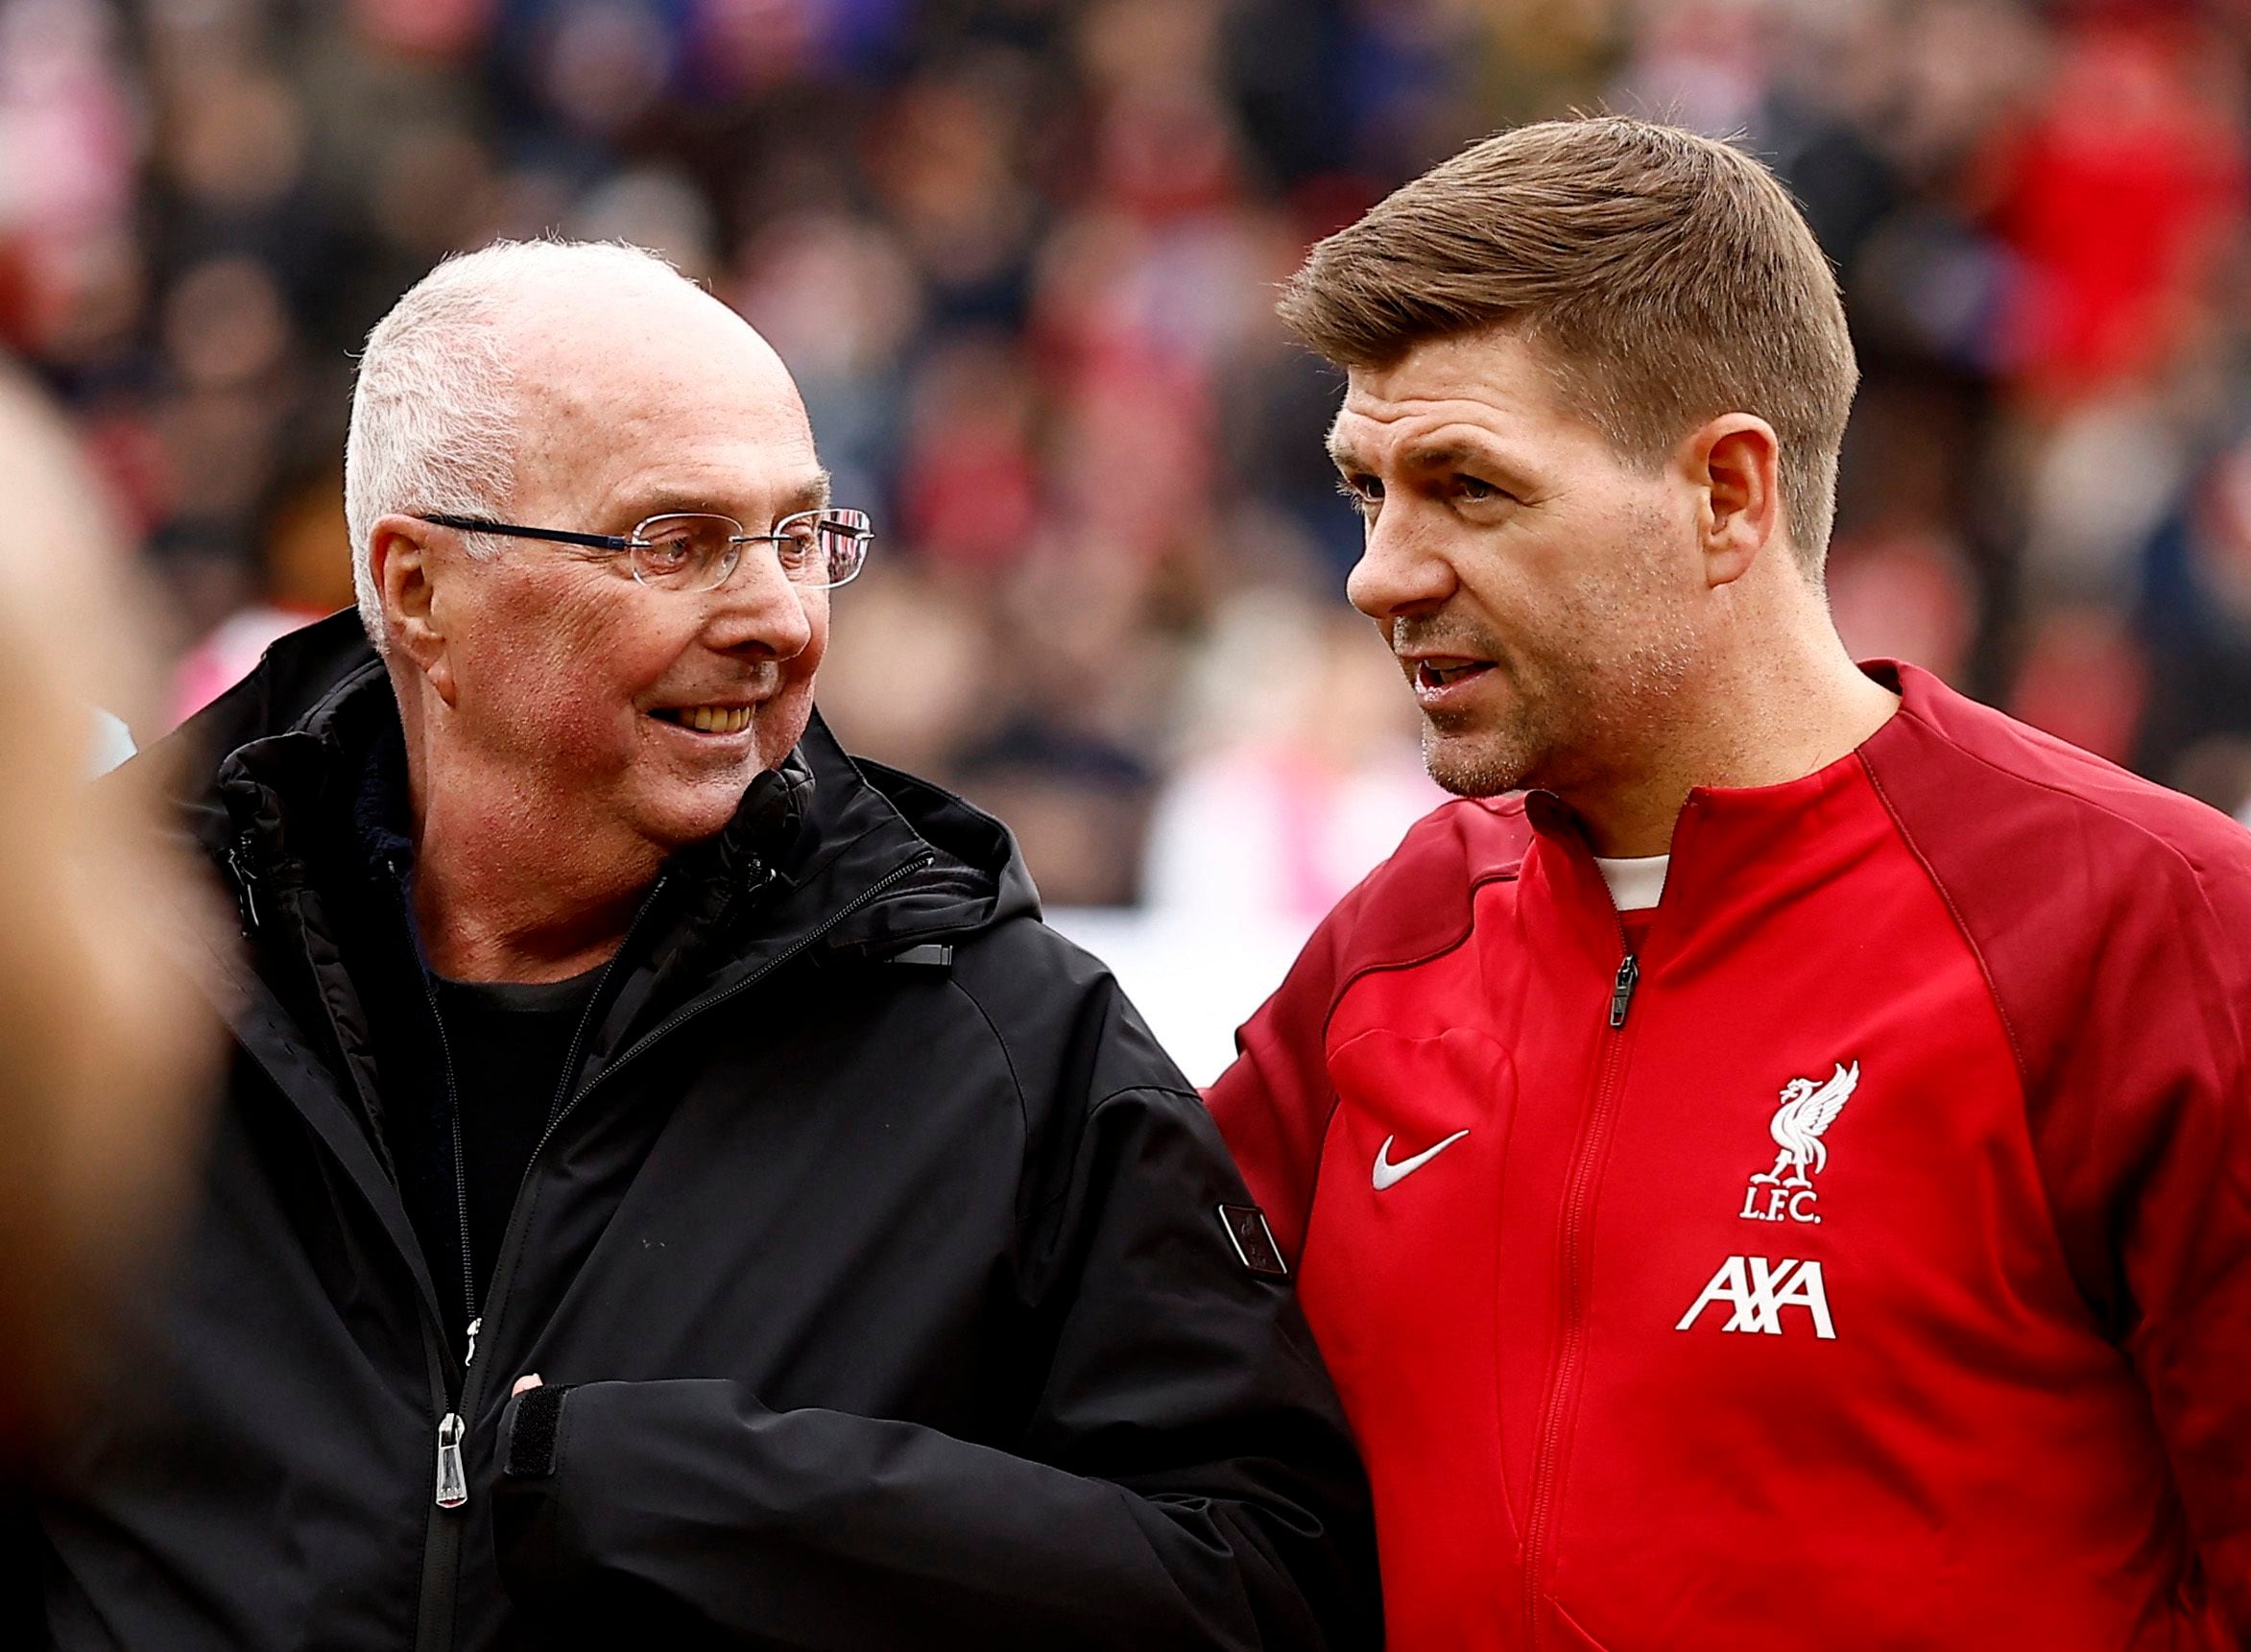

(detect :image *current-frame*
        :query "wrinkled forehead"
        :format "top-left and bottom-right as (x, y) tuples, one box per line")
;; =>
(501, 286), (819, 516)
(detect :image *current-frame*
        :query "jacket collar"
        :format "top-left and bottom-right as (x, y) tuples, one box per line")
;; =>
(154, 609), (1034, 962)
(1517, 662), (1912, 968)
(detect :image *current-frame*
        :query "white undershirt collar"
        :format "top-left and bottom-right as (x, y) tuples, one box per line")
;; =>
(1592, 853), (1669, 913)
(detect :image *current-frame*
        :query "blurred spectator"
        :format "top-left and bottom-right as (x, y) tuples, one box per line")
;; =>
(2172, 731), (2251, 825)
(1143, 593), (1439, 923)
(9, 0), (2251, 918)
(170, 458), (357, 722)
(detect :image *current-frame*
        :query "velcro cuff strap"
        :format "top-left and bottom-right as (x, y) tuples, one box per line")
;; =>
(505, 1384), (570, 1478)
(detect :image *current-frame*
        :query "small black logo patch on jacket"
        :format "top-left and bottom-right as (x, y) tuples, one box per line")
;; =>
(1217, 1205), (1288, 1278)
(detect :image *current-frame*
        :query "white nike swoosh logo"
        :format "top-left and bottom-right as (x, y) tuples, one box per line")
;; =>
(1373, 1129), (1471, 1191)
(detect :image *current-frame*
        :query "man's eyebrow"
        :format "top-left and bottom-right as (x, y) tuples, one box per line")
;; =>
(613, 470), (834, 527)
(780, 468), (834, 515)
(1325, 437), (1522, 476)
(1398, 442), (1497, 472)
(611, 488), (721, 525)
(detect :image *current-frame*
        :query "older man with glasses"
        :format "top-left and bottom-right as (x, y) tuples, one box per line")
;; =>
(25, 240), (1377, 1652)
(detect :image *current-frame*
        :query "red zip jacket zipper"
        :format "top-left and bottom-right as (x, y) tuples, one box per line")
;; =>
(1521, 941), (1640, 1646)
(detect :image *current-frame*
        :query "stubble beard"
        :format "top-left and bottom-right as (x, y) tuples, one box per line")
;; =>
(1421, 694), (1551, 799)
(1415, 601), (1700, 802)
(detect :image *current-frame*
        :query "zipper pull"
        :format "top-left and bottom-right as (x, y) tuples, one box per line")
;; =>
(464, 1317), (481, 1368)
(1608, 955), (1640, 1029)
(225, 838), (262, 935)
(435, 1412), (468, 1510)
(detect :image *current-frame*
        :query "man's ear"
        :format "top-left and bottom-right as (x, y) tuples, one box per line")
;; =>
(370, 515), (458, 706)
(1684, 415), (1783, 589)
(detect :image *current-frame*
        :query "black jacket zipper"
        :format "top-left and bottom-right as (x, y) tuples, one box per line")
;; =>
(391, 866), (680, 1523)
(407, 849), (932, 1650)
(223, 842), (483, 1652)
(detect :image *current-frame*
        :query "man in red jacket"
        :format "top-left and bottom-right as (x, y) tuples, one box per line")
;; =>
(1207, 115), (2251, 1650)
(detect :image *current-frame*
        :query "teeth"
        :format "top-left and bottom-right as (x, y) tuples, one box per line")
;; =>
(675, 706), (752, 733)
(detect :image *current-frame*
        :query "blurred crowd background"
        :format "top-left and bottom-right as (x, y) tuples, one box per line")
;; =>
(9, 0), (2251, 983)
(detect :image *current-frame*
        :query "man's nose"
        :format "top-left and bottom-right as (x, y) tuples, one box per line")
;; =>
(706, 543), (814, 658)
(1345, 505), (1457, 622)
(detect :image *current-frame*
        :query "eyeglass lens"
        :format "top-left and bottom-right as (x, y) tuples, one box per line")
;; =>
(632, 511), (871, 591)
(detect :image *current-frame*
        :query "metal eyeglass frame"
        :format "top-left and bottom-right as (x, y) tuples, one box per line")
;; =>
(414, 509), (873, 591)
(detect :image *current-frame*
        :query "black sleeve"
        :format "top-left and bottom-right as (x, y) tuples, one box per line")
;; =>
(491, 1084), (1380, 1650)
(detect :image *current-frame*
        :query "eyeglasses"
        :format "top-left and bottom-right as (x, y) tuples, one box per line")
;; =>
(415, 508), (874, 592)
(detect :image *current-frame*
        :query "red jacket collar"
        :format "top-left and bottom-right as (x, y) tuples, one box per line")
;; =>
(1516, 660), (1917, 958)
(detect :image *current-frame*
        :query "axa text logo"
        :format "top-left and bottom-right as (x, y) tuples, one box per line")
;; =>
(1676, 1255), (1836, 1339)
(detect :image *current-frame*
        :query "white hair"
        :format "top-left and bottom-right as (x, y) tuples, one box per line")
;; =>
(343, 239), (695, 650)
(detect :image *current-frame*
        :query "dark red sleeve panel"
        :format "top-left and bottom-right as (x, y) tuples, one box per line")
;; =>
(1206, 799), (1531, 1266)
(1864, 681), (2251, 1634)
(1205, 901), (1348, 1267)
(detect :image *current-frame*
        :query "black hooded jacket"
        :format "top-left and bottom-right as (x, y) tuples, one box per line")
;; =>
(28, 612), (1379, 1651)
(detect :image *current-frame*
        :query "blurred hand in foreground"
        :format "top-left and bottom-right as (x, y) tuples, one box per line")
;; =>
(0, 360), (222, 1467)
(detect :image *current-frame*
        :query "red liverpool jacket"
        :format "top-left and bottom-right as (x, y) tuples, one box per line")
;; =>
(1208, 663), (2251, 1651)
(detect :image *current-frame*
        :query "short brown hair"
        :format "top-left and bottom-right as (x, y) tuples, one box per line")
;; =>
(1277, 116), (1857, 566)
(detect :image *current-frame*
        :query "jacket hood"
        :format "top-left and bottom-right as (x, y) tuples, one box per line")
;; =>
(149, 609), (1041, 954)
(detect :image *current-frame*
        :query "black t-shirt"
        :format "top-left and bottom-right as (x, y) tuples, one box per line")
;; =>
(431, 968), (604, 1309)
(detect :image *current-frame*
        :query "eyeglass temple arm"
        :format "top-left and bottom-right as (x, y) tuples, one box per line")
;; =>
(416, 515), (635, 552)
(731, 515), (874, 548)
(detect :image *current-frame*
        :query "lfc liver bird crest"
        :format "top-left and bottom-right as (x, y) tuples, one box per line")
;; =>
(1749, 1062), (1859, 1188)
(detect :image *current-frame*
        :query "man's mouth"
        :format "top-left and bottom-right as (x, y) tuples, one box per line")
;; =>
(1410, 658), (1495, 690)
(650, 705), (755, 735)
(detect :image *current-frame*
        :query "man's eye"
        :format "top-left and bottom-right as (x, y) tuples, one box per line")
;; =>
(1454, 476), (1505, 503)
(1335, 475), (1382, 512)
